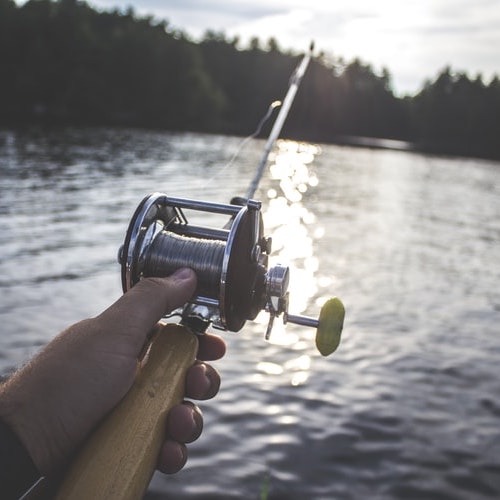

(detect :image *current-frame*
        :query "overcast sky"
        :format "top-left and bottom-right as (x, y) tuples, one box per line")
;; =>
(84, 0), (499, 95)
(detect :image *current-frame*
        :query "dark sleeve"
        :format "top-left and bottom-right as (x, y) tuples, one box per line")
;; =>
(0, 417), (41, 499)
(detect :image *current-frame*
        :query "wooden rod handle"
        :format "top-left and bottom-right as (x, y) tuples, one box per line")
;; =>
(55, 324), (198, 500)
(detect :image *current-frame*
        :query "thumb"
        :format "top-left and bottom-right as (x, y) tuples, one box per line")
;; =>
(125, 268), (198, 322)
(97, 268), (197, 347)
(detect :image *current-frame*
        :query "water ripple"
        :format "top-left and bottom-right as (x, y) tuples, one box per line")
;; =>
(1, 130), (500, 499)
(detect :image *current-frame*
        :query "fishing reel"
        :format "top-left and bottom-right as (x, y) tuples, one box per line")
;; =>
(118, 193), (344, 351)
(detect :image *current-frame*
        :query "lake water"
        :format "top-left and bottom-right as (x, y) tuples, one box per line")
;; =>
(1, 128), (499, 499)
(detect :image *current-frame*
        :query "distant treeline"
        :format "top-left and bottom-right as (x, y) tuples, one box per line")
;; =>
(1, 0), (499, 160)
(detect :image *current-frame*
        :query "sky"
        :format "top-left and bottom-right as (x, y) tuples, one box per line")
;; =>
(54, 0), (500, 95)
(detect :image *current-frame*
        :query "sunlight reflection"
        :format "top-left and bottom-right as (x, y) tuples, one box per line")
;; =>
(254, 310), (299, 347)
(256, 361), (284, 375)
(286, 355), (311, 387)
(284, 354), (311, 371)
(290, 372), (309, 387)
(268, 141), (320, 203)
(259, 140), (325, 383)
(277, 414), (299, 425)
(265, 404), (282, 415)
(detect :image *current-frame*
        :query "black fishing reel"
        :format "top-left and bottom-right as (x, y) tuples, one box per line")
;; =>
(118, 193), (344, 352)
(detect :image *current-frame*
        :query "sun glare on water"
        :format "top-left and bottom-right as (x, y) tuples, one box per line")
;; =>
(254, 139), (326, 385)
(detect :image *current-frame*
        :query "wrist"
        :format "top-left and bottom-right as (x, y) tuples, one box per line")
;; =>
(0, 371), (56, 475)
(0, 382), (43, 498)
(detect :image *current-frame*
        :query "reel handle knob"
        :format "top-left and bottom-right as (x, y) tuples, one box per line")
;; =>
(285, 297), (345, 356)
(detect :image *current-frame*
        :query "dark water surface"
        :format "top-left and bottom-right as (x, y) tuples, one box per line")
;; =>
(1, 128), (499, 499)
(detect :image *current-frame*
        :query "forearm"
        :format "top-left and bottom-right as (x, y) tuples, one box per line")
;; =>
(0, 396), (41, 499)
(0, 361), (59, 498)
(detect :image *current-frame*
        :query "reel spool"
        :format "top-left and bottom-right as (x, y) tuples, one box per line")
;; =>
(118, 192), (343, 349)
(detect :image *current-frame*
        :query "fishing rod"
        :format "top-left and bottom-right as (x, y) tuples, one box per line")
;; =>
(202, 43), (313, 196)
(246, 41), (314, 199)
(54, 44), (344, 500)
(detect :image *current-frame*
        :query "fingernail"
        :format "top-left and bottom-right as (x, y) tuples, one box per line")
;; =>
(180, 444), (188, 469)
(190, 410), (203, 442)
(171, 268), (195, 281)
(197, 363), (212, 398)
(184, 402), (203, 443)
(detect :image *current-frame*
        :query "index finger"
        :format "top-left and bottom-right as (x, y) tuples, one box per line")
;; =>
(196, 333), (226, 361)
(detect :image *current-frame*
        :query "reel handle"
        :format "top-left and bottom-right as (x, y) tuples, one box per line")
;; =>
(56, 324), (198, 500)
(285, 297), (345, 356)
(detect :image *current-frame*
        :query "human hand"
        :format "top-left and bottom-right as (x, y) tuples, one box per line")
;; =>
(0, 268), (225, 476)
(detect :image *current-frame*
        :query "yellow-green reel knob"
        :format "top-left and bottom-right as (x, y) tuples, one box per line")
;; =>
(315, 297), (345, 356)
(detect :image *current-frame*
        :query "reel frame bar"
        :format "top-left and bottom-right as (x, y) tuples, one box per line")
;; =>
(166, 196), (244, 216)
(173, 225), (229, 241)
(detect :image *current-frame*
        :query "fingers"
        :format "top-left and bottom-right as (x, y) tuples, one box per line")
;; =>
(116, 269), (197, 327)
(196, 333), (226, 361)
(157, 402), (203, 474)
(156, 355), (221, 475)
(96, 269), (197, 351)
(157, 329), (224, 475)
(167, 401), (203, 444)
(129, 269), (197, 323)
(157, 440), (187, 475)
(181, 334), (224, 400)
(185, 361), (221, 400)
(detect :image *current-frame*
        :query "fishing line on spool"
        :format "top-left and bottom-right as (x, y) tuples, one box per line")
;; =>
(144, 230), (226, 299)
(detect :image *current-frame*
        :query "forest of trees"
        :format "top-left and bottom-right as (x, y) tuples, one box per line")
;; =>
(1, 0), (499, 160)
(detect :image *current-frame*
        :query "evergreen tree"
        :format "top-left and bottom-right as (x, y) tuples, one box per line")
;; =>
(1, 0), (499, 160)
